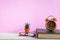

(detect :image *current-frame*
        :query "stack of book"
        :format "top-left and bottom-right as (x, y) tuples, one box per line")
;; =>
(36, 29), (60, 39)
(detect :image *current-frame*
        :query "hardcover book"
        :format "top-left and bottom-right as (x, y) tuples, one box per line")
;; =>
(36, 29), (60, 39)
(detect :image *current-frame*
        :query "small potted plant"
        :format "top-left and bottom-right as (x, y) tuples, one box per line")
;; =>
(25, 23), (30, 34)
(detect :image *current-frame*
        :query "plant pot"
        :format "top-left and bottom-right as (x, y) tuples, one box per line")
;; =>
(25, 28), (30, 34)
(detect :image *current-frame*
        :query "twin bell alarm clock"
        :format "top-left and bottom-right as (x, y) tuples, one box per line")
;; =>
(45, 15), (57, 31)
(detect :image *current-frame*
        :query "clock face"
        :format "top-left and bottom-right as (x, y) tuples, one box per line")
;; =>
(47, 21), (56, 30)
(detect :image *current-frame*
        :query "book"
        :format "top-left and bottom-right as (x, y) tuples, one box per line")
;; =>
(19, 32), (35, 37)
(36, 29), (60, 39)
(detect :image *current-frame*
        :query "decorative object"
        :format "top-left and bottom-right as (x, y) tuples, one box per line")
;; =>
(25, 23), (30, 34)
(45, 15), (57, 31)
(19, 23), (35, 37)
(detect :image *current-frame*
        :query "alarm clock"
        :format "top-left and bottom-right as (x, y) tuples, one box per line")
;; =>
(45, 15), (57, 31)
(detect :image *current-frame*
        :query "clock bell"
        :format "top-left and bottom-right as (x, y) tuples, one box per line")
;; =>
(45, 15), (57, 31)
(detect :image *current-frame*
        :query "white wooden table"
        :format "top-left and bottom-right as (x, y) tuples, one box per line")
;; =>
(0, 33), (60, 40)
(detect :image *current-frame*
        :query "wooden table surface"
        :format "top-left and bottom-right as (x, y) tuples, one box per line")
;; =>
(0, 33), (60, 40)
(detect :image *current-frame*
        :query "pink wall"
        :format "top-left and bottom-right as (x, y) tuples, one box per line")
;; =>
(0, 0), (60, 33)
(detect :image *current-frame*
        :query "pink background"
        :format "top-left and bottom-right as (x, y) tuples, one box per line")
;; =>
(0, 0), (60, 33)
